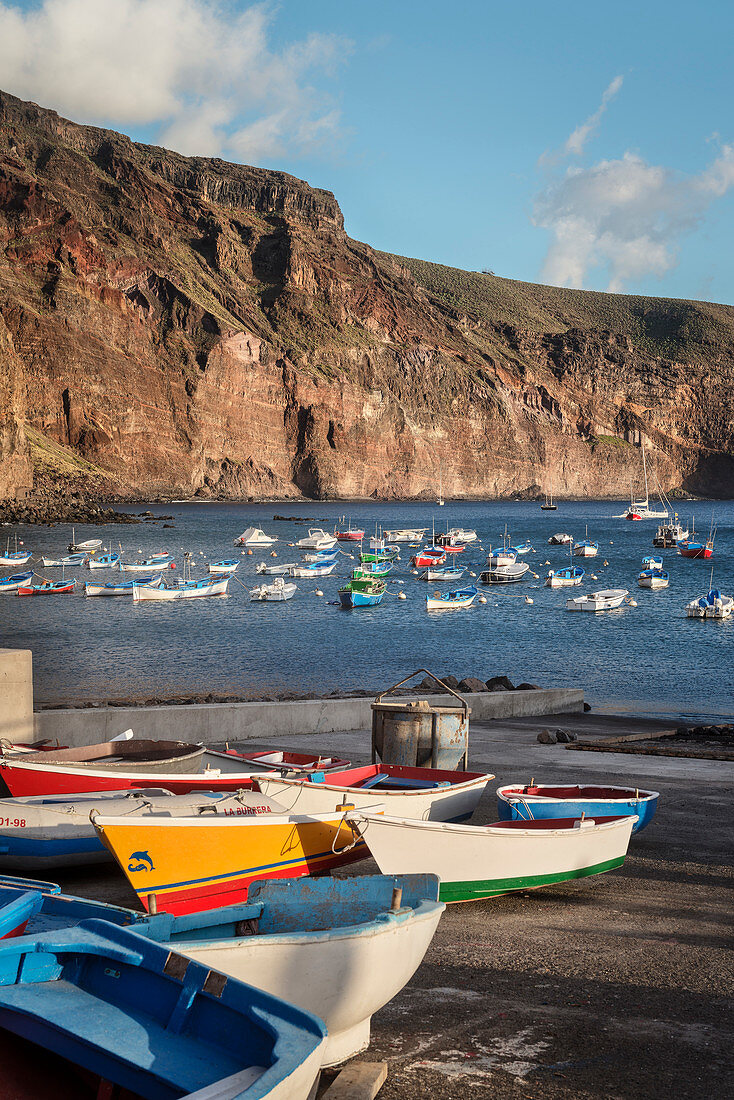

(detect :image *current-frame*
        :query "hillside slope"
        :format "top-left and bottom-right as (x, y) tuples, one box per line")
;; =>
(1, 89), (732, 504)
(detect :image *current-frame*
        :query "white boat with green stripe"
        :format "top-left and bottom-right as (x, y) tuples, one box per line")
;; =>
(347, 812), (636, 903)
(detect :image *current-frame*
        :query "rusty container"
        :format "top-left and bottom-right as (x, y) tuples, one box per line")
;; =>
(371, 669), (470, 771)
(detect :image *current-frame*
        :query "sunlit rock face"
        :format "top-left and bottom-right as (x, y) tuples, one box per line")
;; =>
(1, 89), (732, 503)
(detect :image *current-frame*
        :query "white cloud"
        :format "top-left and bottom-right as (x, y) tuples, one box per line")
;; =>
(534, 78), (734, 291)
(0, 0), (350, 162)
(539, 76), (623, 168)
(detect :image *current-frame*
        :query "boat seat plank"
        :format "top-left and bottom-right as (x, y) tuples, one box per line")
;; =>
(362, 777), (450, 791)
(0, 980), (246, 1091)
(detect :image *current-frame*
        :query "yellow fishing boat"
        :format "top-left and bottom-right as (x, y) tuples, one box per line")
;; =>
(92, 791), (364, 915)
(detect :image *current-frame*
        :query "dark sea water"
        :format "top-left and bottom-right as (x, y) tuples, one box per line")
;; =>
(1, 500), (732, 720)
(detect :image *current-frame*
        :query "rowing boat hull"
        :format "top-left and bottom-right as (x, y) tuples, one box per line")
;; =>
(496, 784), (659, 833)
(93, 810), (368, 914)
(253, 766), (491, 823)
(349, 813), (635, 902)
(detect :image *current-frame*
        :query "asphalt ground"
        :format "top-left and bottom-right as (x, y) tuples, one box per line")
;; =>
(51, 711), (733, 1100)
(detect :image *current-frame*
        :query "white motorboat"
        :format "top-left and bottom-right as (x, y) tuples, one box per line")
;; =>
(67, 533), (103, 552)
(295, 528), (338, 550)
(686, 588), (733, 619)
(448, 527), (477, 543)
(132, 576), (230, 601)
(480, 562), (529, 584)
(548, 532), (573, 545)
(566, 589), (629, 612)
(288, 561), (336, 578)
(638, 568), (669, 589)
(250, 578), (297, 601)
(255, 561), (297, 575)
(545, 566), (585, 588)
(233, 526), (277, 547)
(383, 528), (427, 543)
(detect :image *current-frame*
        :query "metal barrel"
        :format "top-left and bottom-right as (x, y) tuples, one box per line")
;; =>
(371, 669), (470, 770)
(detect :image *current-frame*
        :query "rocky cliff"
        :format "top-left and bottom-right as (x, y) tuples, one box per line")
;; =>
(1, 89), (733, 505)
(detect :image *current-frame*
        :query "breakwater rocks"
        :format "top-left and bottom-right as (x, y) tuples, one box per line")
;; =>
(0, 498), (139, 526)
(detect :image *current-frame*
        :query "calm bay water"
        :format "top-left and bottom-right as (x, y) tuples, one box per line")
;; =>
(1, 499), (732, 720)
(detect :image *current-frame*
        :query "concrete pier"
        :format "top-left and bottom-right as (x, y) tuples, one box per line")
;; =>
(33, 688), (584, 747)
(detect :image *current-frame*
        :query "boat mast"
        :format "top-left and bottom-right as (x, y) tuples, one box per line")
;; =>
(642, 442), (649, 508)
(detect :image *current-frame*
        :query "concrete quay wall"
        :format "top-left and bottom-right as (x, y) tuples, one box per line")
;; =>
(33, 688), (584, 747)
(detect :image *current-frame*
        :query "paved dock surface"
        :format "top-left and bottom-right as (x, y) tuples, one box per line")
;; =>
(56, 712), (733, 1100)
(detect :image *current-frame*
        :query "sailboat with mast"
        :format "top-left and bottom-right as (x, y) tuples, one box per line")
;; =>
(541, 479), (557, 510)
(624, 443), (668, 520)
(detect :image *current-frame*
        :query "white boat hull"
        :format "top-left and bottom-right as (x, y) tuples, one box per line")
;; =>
(573, 545), (598, 557)
(638, 576), (669, 589)
(181, 894), (443, 1066)
(255, 562), (296, 575)
(566, 589), (629, 612)
(250, 582), (297, 601)
(288, 563), (336, 578)
(296, 529), (337, 550)
(208, 562), (239, 574)
(545, 573), (583, 587)
(133, 577), (230, 601)
(119, 561), (170, 572)
(253, 772), (492, 822)
(0, 554), (32, 567)
(349, 812), (635, 903)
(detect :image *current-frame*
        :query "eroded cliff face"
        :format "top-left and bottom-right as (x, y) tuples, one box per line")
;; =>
(1, 88), (732, 503)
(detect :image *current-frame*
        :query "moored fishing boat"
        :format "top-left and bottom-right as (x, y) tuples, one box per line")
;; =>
(295, 528), (337, 550)
(255, 560), (296, 574)
(573, 538), (599, 557)
(17, 579), (76, 596)
(86, 551), (120, 569)
(40, 553), (87, 567)
(384, 528), (427, 542)
(250, 578), (297, 601)
(302, 546), (339, 562)
(288, 560), (337, 578)
(252, 763), (492, 823)
(638, 568), (669, 589)
(132, 575), (230, 600)
(334, 519), (365, 541)
(118, 556), (171, 572)
(208, 558), (239, 573)
(347, 811), (636, 902)
(480, 562), (529, 584)
(67, 529), (103, 552)
(545, 565), (584, 588)
(496, 783), (659, 833)
(434, 532), (465, 552)
(566, 588), (629, 612)
(510, 541), (533, 555)
(447, 527), (477, 543)
(410, 547), (446, 568)
(548, 532), (573, 545)
(653, 515), (689, 547)
(92, 803), (370, 914)
(0, 570), (34, 594)
(426, 585), (478, 610)
(420, 566), (465, 582)
(642, 556), (663, 569)
(354, 560), (392, 577)
(360, 545), (399, 563)
(85, 574), (163, 596)
(0, 535), (32, 567)
(679, 521), (715, 559)
(338, 573), (386, 608)
(0, 921), (326, 1099)
(484, 546), (517, 567)
(233, 526), (277, 546)
(0, 873), (442, 1068)
(686, 588), (733, 619)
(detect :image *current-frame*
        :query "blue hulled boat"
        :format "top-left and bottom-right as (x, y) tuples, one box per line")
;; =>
(0, 570), (34, 593)
(338, 572), (386, 608)
(0, 919), (327, 1098)
(496, 783), (659, 833)
(426, 584), (478, 610)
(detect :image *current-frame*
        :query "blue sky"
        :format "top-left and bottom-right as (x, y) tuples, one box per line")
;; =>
(1, 0), (732, 303)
